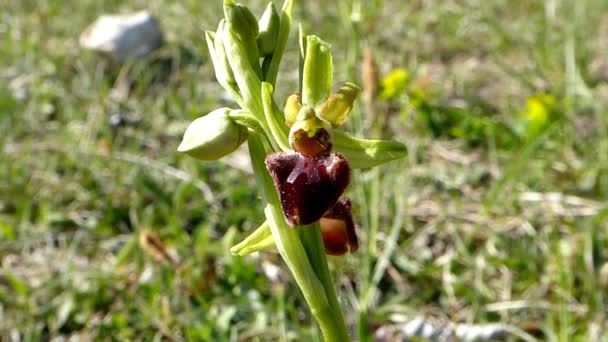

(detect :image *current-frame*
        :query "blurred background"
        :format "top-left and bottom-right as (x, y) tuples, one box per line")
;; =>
(2, 0), (608, 340)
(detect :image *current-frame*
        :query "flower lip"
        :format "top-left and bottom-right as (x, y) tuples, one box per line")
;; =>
(320, 198), (358, 255)
(265, 152), (350, 226)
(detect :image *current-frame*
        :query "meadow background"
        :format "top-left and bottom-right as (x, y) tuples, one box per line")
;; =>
(2, 0), (608, 340)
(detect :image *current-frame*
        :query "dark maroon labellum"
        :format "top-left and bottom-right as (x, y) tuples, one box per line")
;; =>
(290, 128), (332, 158)
(265, 152), (350, 226)
(320, 198), (358, 255)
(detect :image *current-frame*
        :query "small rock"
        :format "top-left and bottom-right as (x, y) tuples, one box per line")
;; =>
(79, 11), (163, 62)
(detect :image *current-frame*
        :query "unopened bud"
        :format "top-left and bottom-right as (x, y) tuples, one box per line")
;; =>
(178, 108), (248, 160)
(223, 0), (262, 78)
(283, 93), (302, 127)
(318, 82), (361, 128)
(223, 0), (259, 38)
(257, 2), (281, 57)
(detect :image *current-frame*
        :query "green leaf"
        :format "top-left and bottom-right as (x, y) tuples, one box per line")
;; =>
(5, 271), (28, 297)
(114, 235), (138, 268)
(56, 295), (75, 329)
(230, 220), (276, 256)
(0, 218), (15, 239)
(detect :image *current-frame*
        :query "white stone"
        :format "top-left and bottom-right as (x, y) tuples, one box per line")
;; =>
(79, 11), (163, 62)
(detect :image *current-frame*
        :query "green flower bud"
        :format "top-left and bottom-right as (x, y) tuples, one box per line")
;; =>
(263, 0), (293, 86)
(257, 2), (281, 57)
(223, 0), (259, 38)
(284, 93), (302, 127)
(178, 108), (248, 160)
(318, 82), (361, 128)
(223, 0), (262, 78)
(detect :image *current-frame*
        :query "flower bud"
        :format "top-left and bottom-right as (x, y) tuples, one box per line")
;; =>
(318, 82), (361, 128)
(257, 2), (281, 57)
(223, 0), (262, 78)
(178, 108), (248, 160)
(289, 106), (333, 158)
(265, 152), (350, 226)
(283, 93), (302, 127)
(223, 0), (259, 39)
(320, 198), (358, 255)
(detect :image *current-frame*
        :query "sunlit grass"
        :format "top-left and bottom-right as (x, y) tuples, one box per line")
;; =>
(1, 0), (608, 340)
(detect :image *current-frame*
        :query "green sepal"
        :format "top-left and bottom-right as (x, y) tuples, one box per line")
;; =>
(333, 131), (407, 169)
(230, 221), (276, 256)
(178, 108), (248, 160)
(298, 24), (307, 94)
(301, 35), (333, 109)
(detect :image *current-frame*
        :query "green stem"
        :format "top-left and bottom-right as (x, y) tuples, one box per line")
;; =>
(298, 225), (346, 326)
(248, 133), (349, 341)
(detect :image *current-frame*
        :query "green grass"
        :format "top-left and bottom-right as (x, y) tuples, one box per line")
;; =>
(2, 0), (608, 340)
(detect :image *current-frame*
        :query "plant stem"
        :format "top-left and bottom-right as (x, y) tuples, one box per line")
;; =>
(298, 224), (348, 332)
(248, 133), (349, 341)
